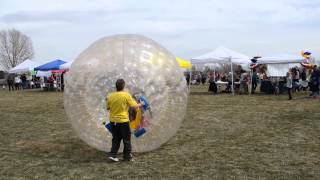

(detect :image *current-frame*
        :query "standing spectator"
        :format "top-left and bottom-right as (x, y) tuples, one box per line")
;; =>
(21, 74), (27, 89)
(215, 72), (220, 81)
(259, 72), (265, 81)
(310, 65), (320, 97)
(193, 74), (197, 85)
(239, 72), (249, 94)
(40, 77), (45, 89)
(14, 75), (21, 90)
(61, 72), (65, 91)
(292, 68), (300, 92)
(30, 80), (35, 89)
(251, 69), (258, 94)
(185, 73), (190, 85)
(6, 74), (15, 91)
(226, 72), (233, 93)
(196, 74), (201, 85)
(300, 68), (308, 91)
(48, 74), (56, 90)
(208, 75), (217, 94)
(201, 72), (207, 85)
(286, 71), (293, 100)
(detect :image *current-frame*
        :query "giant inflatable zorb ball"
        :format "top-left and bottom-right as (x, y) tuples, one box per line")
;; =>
(64, 34), (188, 152)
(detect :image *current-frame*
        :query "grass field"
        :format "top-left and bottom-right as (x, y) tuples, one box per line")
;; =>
(0, 87), (320, 179)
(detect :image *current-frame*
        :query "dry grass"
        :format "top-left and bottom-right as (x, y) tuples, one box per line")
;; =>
(0, 88), (320, 179)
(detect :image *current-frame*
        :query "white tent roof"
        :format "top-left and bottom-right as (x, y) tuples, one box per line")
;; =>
(256, 53), (303, 77)
(267, 63), (300, 77)
(59, 61), (73, 70)
(9, 59), (40, 73)
(36, 71), (52, 77)
(203, 63), (222, 69)
(314, 58), (320, 66)
(258, 54), (303, 64)
(191, 46), (251, 65)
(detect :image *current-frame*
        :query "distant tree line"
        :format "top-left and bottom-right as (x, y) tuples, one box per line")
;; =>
(0, 29), (34, 71)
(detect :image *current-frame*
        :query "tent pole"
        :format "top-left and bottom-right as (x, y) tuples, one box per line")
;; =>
(250, 69), (253, 95)
(188, 69), (192, 92)
(230, 57), (234, 96)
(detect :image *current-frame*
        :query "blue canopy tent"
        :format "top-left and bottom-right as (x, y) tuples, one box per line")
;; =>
(34, 59), (66, 71)
(34, 59), (67, 91)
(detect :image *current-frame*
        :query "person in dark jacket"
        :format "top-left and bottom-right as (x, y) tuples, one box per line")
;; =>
(251, 69), (258, 94)
(300, 68), (308, 91)
(208, 75), (217, 94)
(6, 74), (15, 91)
(310, 65), (320, 97)
(21, 74), (27, 89)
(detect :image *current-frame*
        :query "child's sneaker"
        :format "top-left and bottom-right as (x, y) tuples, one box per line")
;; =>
(123, 153), (133, 162)
(108, 156), (119, 162)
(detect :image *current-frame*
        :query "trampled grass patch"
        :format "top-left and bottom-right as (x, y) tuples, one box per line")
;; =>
(0, 88), (319, 179)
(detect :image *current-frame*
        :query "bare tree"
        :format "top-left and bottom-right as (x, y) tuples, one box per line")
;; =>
(0, 29), (34, 71)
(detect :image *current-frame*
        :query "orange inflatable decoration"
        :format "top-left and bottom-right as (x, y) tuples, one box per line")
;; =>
(300, 62), (315, 69)
(249, 56), (261, 69)
(300, 51), (315, 69)
(249, 63), (259, 69)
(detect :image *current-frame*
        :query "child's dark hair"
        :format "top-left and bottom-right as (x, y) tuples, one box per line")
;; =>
(116, 79), (125, 91)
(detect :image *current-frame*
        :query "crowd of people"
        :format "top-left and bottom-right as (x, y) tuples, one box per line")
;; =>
(6, 74), (37, 91)
(185, 65), (320, 99)
(4, 72), (65, 91)
(185, 67), (261, 94)
(283, 65), (320, 99)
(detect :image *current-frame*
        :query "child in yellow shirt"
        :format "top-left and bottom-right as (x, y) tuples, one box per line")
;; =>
(106, 79), (142, 162)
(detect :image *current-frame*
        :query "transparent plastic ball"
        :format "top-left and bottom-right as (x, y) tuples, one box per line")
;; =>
(64, 34), (188, 152)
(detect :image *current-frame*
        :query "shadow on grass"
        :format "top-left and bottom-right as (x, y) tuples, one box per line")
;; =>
(23, 89), (63, 93)
(190, 92), (217, 95)
(15, 138), (108, 163)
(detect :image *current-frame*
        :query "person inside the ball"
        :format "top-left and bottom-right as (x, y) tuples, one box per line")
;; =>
(106, 79), (142, 162)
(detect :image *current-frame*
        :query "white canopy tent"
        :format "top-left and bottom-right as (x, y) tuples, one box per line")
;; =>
(312, 57), (320, 66)
(36, 71), (52, 77)
(257, 54), (303, 77)
(191, 46), (250, 64)
(258, 54), (303, 64)
(191, 46), (251, 95)
(9, 59), (40, 74)
(266, 64), (299, 77)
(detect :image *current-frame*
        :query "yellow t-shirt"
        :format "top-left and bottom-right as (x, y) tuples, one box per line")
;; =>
(106, 91), (138, 123)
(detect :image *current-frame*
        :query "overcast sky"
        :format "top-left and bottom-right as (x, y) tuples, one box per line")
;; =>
(1, 0), (320, 63)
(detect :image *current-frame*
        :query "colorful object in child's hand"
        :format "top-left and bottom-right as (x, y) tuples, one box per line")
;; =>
(134, 128), (146, 138)
(128, 107), (137, 121)
(138, 96), (149, 111)
(129, 96), (151, 138)
(130, 108), (142, 130)
(105, 123), (112, 133)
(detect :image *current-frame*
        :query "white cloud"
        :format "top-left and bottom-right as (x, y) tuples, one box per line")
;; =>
(0, 0), (320, 62)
